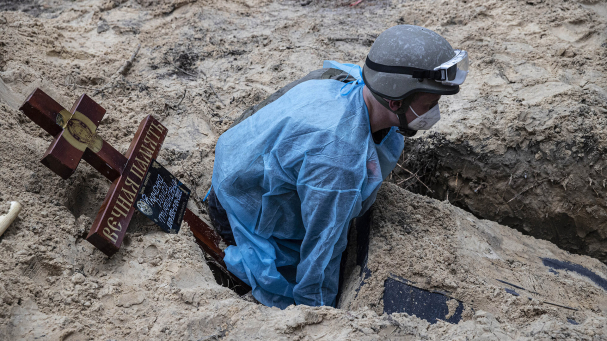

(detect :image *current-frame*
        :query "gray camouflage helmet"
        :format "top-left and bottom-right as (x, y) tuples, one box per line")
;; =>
(363, 25), (461, 100)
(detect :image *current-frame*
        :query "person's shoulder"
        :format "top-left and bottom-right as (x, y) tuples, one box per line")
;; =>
(288, 78), (345, 97)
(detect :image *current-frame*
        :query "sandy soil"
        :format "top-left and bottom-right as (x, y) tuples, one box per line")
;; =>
(340, 183), (607, 339)
(1, 0), (607, 340)
(393, 0), (607, 262)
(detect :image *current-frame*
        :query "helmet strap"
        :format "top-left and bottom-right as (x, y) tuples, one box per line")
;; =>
(369, 90), (417, 136)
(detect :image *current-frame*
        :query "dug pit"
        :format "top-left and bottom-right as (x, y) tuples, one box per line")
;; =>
(394, 128), (607, 263)
(389, 0), (607, 263)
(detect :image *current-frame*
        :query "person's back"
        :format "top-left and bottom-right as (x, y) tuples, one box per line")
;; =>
(213, 73), (404, 308)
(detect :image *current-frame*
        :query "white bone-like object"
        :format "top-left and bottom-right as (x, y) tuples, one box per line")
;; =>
(0, 201), (22, 237)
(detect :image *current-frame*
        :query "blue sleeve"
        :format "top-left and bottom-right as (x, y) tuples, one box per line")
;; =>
(223, 222), (297, 308)
(293, 172), (363, 306)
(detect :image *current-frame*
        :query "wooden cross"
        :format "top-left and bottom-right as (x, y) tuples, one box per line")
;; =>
(21, 88), (166, 255)
(19, 88), (248, 292)
(20, 89), (125, 180)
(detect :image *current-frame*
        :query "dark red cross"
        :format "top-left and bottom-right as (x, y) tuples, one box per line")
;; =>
(19, 88), (248, 292)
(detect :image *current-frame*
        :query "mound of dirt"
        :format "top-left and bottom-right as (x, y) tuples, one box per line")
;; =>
(1, 181), (606, 340)
(340, 182), (607, 339)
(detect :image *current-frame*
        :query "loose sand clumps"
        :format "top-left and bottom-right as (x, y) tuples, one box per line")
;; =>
(1, 183), (606, 340)
(1, 0), (607, 339)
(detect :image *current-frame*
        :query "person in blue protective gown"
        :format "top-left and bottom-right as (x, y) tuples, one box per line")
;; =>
(208, 25), (469, 308)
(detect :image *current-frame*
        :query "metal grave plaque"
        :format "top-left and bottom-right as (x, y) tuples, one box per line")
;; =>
(135, 160), (190, 233)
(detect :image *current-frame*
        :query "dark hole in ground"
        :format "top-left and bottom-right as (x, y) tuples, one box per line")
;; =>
(500, 213), (585, 254)
(394, 133), (607, 264)
(205, 257), (251, 296)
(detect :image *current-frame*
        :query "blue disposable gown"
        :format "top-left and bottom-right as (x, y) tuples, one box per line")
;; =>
(211, 61), (404, 308)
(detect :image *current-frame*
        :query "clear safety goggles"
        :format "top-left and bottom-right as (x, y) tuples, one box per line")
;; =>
(434, 49), (468, 86)
(365, 49), (469, 86)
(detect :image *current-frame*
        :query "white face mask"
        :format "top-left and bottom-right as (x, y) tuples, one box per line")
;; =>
(408, 104), (441, 130)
